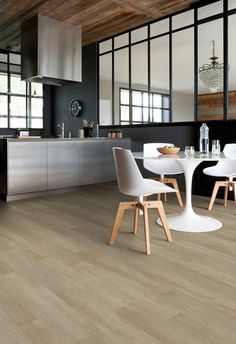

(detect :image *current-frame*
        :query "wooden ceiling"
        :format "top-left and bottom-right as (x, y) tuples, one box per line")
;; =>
(0, 0), (201, 52)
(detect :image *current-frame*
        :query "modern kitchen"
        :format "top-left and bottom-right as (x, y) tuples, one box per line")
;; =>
(0, 1), (235, 343)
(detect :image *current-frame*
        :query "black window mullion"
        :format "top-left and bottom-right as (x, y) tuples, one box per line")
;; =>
(223, 0), (228, 120)
(128, 32), (132, 125)
(147, 24), (151, 124)
(169, 17), (172, 122)
(112, 38), (115, 125)
(27, 82), (30, 128)
(7, 51), (10, 129)
(194, 7), (198, 121)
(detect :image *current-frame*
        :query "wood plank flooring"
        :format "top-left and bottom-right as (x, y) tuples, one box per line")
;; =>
(0, 182), (235, 344)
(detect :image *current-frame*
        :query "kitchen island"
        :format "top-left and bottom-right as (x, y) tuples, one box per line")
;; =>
(0, 137), (131, 201)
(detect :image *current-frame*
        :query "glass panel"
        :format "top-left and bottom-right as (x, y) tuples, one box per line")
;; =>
(114, 33), (128, 49)
(30, 118), (43, 128)
(153, 94), (162, 108)
(228, 0), (236, 10)
(198, 0), (223, 20)
(31, 98), (43, 117)
(0, 53), (7, 63)
(10, 96), (26, 128)
(131, 42), (148, 91)
(10, 74), (26, 94)
(150, 36), (169, 104)
(120, 89), (129, 105)
(153, 109), (162, 122)
(150, 18), (169, 37)
(10, 117), (26, 128)
(143, 93), (148, 107)
(9, 53), (21, 65)
(9, 64), (21, 74)
(131, 26), (147, 43)
(198, 19), (223, 121)
(172, 28), (194, 122)
(0, 62), (7, 72)
(114, 48), (129, 125)
(132, 107), (142, 122)
(172, 10), (194, 30)
(0, 95), (8, 128)
(163, 95), (169, 108)
(31, 82), (43, 97)
(143, 107), (149, 122)
(99, 39), (112, 54)
(228, 14), (236, 120)
(0, 72), (8, 92)
(99, 53), (112, 125)
(163, 109), (170, 122)
(120, 105), (129, 121)
(132, 91), (142, 106)
(131, 42), (148, 124)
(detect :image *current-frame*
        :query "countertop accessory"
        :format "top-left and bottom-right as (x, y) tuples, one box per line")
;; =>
(157, 147), (180, 154)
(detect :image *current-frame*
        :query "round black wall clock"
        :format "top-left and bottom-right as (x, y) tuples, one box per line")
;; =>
(69, 99), (82, 117)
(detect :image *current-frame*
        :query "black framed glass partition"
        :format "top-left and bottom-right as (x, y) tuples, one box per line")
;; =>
(98, 0), (236, 126)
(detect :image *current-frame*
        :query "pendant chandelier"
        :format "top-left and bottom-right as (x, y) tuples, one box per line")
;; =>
(199, 40), (224, 93)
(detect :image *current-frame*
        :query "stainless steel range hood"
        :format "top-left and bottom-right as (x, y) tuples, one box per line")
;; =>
(21, 15), (82, 86)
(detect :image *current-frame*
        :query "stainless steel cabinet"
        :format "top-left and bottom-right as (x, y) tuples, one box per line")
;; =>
(48, 141), (80, 189)
(5, 138), (131, 199)
(78, 141), (109, 185)
(8, 141), (47, 195)
(78, 139), (131, 185)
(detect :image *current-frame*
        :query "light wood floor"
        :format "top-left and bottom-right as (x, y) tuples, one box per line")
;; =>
(0, 183), (235, 344)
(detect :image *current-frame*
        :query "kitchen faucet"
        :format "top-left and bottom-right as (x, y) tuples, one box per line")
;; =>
(57, 122), (65, 138)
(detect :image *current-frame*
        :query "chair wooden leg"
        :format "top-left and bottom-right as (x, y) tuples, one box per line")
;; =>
(156, 201), (172, 242)
(141, 204), (151, 255)
(163, 193), (167, 202)
(157, 193), (161, 201)
(233, 182), (236, 207)
(108, 203), (125, 245)
(224, 184), (229, 207)
(133, 208), (139, 234)
(142, 200), (172, 243)
(208, 182), (221, 210)
(172, 180), (183, 207)
(109, 200), (172, 255)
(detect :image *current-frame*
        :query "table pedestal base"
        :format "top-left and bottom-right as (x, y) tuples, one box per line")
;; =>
(157, 211), (222, 232)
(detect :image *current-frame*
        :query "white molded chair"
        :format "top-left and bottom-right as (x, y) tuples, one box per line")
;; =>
(108, 147), (176, 255)
(203, 143), (236, 210)
(143, 143), (184, 207)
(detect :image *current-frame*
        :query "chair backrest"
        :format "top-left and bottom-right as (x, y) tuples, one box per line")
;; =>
(223, 143), (236, 157)
(143, 143), (183, 176)
(112, 147), (144, 195)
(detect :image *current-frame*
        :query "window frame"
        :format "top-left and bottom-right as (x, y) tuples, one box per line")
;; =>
(0, 50), (44, 129)
(119, 87), (170, 125)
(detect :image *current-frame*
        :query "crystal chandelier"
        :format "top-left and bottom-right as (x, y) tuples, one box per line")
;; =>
(199, 40), (224, 93)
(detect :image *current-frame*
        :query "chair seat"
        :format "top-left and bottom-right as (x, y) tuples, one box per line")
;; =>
(121, 178), (176, 198)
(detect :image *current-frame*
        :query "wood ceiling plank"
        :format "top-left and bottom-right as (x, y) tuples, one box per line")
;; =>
(0, 0), (201, 51)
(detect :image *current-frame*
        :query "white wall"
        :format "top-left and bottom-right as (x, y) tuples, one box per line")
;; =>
(172, 91), (194, 122)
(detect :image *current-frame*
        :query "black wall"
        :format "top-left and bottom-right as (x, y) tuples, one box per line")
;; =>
(51, 44), (98, 138)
